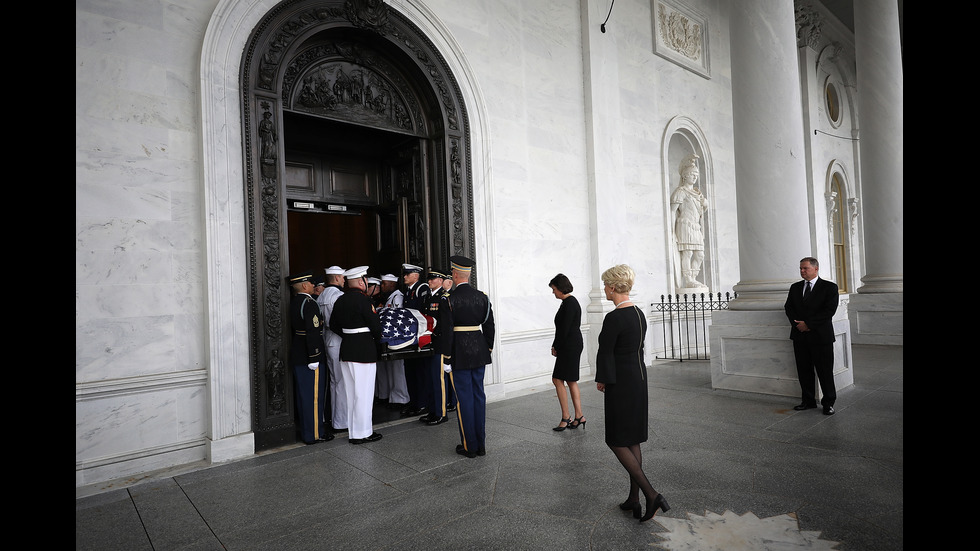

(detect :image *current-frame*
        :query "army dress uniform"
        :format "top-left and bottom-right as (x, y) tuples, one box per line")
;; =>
(288, 271), (329, 445)
(440, 256), (495, 457)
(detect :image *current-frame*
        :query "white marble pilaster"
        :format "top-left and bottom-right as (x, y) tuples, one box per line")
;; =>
(848, 0), (903, 345)
(580, 0), (628, 358)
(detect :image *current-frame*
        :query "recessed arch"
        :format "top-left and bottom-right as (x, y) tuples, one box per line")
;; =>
(200, 0), (494, 456)
(824, 159), (858, 294)
(662, 115), (717, 294)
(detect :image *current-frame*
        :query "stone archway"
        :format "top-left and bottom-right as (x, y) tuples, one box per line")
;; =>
(239, 0), (478, 448)
(201, 0), (492, 461)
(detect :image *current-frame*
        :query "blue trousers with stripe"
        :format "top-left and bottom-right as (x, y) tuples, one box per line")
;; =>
(450, 365), (486, 452)
(293, 363), (325, 444)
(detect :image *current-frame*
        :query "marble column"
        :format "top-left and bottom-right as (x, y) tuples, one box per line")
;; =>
(580, 0), (627, 363)
(709, 0), (852, 396)
(848, 0), (904, 345)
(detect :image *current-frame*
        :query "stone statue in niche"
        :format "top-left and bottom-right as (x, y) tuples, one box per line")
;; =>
(670, 154), (708, 291)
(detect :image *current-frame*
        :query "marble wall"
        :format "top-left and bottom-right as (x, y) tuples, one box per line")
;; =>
(77, 0), (865, 490)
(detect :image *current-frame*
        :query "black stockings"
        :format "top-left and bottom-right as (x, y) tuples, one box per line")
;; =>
(610, 444), (658, 505)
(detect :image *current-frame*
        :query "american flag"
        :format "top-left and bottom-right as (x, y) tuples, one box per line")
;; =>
(378, 307), (435, 350)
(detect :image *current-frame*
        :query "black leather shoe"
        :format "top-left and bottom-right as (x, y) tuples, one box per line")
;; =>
(793, 403), (817, 411)
(476, 448), (486, 456)
(350, 432), (383, 444)
(318, 433), (335, 442)
(427, 415), (449, 426)
(419, 413), (437, 423)
(455, 444), (476, 458)
(823, 406), (835, 415)
(446, 403), (457, 412)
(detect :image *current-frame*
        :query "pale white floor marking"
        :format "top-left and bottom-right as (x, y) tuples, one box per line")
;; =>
(652, 510), (840, 550)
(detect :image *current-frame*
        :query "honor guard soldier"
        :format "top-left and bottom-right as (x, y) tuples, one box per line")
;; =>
(401, 263), (431, 417)
(379, 274), (410, 408)
(287, 270), (332, 444)
(330, 266), (384, 444)
(317, 265), (348, 433)
(366, 276), (382, 307)
(440, 256), (495, 458)
(420, 268), (451, 425)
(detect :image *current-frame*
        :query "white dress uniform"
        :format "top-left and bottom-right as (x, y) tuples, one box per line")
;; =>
(381, 288), (410, 405)
(317, 270), (348, 431)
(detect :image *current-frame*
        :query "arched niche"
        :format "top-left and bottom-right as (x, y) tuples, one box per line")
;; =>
(661, 116), (717, 295)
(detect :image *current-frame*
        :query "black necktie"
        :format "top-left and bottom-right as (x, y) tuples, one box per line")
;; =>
(803, 280), (812, 300)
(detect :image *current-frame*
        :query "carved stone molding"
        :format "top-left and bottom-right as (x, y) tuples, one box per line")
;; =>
(240, 0), (475, 447)
(652, 0), (710, 79)
(795, 3), (823, 49)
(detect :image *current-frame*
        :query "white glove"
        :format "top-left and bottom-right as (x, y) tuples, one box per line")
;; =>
(444, 364), (452, 373)
(308, 362), (318, 371)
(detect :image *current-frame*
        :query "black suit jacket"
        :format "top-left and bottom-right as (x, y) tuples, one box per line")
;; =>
(784, 277), (839, 344)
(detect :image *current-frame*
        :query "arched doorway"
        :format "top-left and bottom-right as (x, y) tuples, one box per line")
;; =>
(241, 0), (477, 449)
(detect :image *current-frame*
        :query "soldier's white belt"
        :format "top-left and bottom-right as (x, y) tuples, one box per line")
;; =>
(342, 327), (371, 334)
(454, 326), (482, 332)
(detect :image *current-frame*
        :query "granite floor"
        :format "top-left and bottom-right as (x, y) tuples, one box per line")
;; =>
(76, 344), (902, 550)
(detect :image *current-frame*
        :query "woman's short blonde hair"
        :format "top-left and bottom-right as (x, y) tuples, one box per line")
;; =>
(601, 264), (635, 294)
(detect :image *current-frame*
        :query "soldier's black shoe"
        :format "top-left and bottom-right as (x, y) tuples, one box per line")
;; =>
(418, 413), (438, 423)
(426, 415), (449, 426)
(446, 403), (457, 412)
(455, 444), (476, 458)
(350, 432), (383, 444)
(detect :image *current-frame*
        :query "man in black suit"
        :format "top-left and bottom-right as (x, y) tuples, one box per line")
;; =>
(784, 257), (839, 415)
(440, 255), (495, 458)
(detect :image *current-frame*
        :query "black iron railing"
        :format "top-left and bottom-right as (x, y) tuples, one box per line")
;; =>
(652, 291), (736, 361)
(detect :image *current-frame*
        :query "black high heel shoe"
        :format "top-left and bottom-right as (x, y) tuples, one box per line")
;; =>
(553, 418), (572, 431)
(619, 499), (642, 518)
(568, 416), (586, 429)
(639, 494), (670, 523)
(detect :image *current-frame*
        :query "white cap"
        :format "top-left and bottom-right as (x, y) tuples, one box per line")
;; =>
(402, 263), (423, 274)
(343, 266), (369, 279)
(325, 266), (344, 275)
(381, 274), (398, 282)
(367, 277), (381, 285)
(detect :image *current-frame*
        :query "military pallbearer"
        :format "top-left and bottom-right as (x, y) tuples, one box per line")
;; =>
(287, 270), (332, 445)
(440, 256), (495, 458)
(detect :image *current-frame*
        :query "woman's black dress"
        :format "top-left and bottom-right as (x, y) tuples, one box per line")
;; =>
(595, 305), (648, 447)
(552, 295), (583, 381)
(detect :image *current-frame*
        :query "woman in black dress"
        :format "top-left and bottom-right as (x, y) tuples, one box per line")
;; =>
(548, 274), (585, 431)
(595, 264), (669, 523)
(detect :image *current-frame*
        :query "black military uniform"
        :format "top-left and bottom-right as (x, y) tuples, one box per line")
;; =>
(440, 256), (495, 457)
(288, 270), (331, 444)
(401, 263), (431, 416)
(420, 268), (450, 425)
(329, 266), (384, 443)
